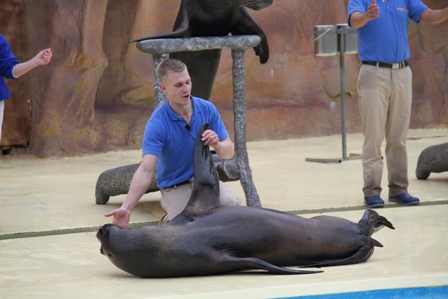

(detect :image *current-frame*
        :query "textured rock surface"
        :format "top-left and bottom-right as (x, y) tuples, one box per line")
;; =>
(415, 142), (448, 179)
(1, 0), (447, 157)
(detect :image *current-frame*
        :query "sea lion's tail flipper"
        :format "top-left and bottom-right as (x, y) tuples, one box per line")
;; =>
(358, 209), (395, 236)
(231, 8), (269, 64)
(305, 243), (376, 267)
(219, 256), (322, 275)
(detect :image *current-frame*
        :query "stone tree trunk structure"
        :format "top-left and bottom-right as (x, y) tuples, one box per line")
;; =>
(137, 36), (262, 207)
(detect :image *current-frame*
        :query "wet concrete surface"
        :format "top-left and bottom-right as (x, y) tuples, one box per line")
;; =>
(0, 128), (447, 298)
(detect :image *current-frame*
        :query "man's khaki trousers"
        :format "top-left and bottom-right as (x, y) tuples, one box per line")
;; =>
(357, 64), (412, 198)
(160, 181), (241, 222)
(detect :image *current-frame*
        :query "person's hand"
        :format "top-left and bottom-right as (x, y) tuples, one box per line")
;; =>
(202, 129), (219, 148)
(104, 207), (131, 228)
(34, 48), (53, 66)
(366, 0), (380, 20)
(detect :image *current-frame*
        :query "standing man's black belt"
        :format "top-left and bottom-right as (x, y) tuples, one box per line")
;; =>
(362, 60), (409, 69)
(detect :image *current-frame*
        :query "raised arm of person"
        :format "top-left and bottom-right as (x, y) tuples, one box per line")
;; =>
(12, 48), (52, 77)
(104, 154), (157, 228)
(420, 6), (448, 25)
(349, 0), (380, 29)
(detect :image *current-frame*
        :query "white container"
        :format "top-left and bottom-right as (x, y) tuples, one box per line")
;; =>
(313, 25), (337, 56)
(336, 24), (358, 54)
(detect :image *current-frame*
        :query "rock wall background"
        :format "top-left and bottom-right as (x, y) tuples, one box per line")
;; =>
(1, 0), (447, 157)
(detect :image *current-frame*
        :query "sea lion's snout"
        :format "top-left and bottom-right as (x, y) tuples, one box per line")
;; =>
(97, 224), (114, 257)
(97, 224), (112, 240)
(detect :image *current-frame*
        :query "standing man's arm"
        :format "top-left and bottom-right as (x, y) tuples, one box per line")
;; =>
(420, 7), (448, 24)
(104, 154), (157, 227)
(350, 0), (380, 29)
(12, 48), (52, 77)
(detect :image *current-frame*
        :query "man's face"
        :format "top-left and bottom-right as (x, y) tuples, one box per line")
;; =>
(160, 69), (192, 106)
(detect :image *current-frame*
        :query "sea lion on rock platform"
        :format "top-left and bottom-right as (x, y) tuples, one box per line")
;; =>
(97, 123), (394, 278)
(132, 0), (272, 99)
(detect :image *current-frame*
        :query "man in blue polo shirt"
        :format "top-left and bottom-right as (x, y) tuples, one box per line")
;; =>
(348, 0), (448, 208)
(0, 34), (52, 141)
(105, 59), (240, 227)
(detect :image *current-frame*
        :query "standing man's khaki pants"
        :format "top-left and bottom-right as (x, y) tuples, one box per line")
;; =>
(357, 64), (412, 198)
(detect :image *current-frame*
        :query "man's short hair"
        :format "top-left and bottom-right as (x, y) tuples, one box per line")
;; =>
(157, 59), (187, 82)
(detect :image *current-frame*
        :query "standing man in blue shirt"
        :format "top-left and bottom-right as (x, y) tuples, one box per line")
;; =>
(0, 34), (52, 141)
(348, 0), (448, 208)
(105, 59), (240, 227)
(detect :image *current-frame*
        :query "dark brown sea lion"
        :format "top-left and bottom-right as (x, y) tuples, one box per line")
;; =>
(131, 0), (272, 99)
(97, 123), (394, 278)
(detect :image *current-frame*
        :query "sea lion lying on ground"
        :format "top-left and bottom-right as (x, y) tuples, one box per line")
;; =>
(97, 123), (394, 278)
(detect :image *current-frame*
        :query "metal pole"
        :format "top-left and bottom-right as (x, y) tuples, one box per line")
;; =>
(307, 24), (359, 163)
(339, 31), (347, 160)
(152, 53), (168, 109)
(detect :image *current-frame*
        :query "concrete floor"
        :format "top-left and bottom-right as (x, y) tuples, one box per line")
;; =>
(1, 128), (447, 298)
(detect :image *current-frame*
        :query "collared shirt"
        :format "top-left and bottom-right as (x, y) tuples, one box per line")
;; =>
(0, 34), (20, 101)
(142, 96), (229, 188)
(348, 0), (428, 63)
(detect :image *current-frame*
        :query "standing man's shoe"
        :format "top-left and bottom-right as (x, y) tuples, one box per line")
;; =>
(364, 195), (384, 208)
(389, 193), (420, 205)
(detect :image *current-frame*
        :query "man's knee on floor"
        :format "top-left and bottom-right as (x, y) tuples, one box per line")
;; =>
(219, 182), (241, 207)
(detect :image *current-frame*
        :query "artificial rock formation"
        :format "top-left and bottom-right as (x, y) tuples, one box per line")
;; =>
(1, 0), (447, 157)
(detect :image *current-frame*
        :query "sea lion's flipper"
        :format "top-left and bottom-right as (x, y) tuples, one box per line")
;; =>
(129, 27), (189, 43)
(358, 209), (395, 236)
(220, 256), (323, 275)
(230, 7), (269, 64)
(304, 211), (392, 267)
(171, 0), (191, 37)
(305, 244), (375, 267)
(129, 2), (190, 43)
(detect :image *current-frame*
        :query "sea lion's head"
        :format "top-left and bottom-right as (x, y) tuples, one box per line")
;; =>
(97, 224), (134, 259)
(97, 224), (156, 277)
(97, 224), (114, 258)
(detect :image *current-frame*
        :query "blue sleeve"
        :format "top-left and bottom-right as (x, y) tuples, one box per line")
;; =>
(0, 35), (19, 79)
(408, 0), (428, 23)
(348, 0), (368, 26)
(142, 111), (165, 157)
(207, 102), (229, 141)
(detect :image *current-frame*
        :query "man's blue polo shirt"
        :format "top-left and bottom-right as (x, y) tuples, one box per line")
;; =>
(0, 34), (19, 101)
(142, 96), (229, 188)
(348, 0), (427, 63)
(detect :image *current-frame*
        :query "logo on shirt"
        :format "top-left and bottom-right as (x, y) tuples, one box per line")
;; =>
(397, 7), (409, 13)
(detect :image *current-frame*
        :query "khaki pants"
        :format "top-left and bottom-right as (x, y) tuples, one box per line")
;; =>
(160, 181), (241, 222)
(357, 64), (412, 198)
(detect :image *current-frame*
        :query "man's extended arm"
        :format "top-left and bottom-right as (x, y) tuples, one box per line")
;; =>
(104, 154), (157, 227)
(420, 7), (448, 25)
(12, 48), (52, 77)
